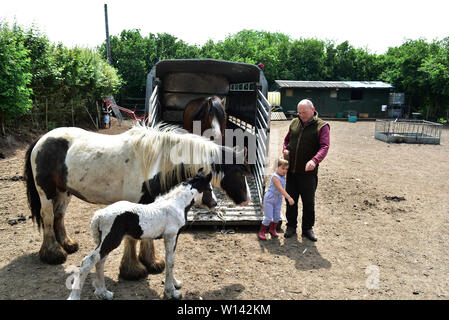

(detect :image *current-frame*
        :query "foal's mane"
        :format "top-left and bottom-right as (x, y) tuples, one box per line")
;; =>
(153, 181), (191, 204)
(127, 123), (222, 190)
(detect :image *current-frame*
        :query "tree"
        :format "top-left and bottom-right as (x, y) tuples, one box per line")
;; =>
(22, 25), (57, 100)
(103, 29), (148, 98)
(419, 38), (449, 119)
(285, 38), (326, 81)
(100, 30), (200, 100)
(380, 39), (441, 118)
(200, 30), (292, 89)
(95, 27), (448, 122)
(0, 22), (32, 135)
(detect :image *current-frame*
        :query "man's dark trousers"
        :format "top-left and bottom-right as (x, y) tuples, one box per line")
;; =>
(285, 172), (318, 231)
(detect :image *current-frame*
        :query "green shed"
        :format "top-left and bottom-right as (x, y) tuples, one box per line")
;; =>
(275, 80), (394, 118)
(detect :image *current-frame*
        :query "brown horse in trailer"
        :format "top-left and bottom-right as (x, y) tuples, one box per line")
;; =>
(183, 96), (226, 143)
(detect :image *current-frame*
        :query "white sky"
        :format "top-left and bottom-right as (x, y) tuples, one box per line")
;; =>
(2, 0), (448, 54)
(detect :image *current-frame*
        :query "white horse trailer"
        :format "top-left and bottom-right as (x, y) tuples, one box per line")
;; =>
(144, 59), (271, 226)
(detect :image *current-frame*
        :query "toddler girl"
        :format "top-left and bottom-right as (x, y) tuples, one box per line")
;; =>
(259, 157), (294, 240)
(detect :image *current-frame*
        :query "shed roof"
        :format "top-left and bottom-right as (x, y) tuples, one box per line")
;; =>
(275, 80), (393, 89)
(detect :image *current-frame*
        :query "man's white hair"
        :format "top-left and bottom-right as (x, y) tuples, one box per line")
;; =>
(297, 99), (315, 110)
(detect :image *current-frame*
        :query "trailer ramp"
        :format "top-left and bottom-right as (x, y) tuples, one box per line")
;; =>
(188, 175), (263, 226)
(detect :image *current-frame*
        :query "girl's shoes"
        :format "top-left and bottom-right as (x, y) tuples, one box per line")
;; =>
(259, 222), (279, 240)
(258, 224), (268, 240)
(269, 222), (279, 238)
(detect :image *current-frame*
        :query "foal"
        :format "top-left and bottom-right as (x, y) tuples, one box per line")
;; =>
(67, 170), (217, 300)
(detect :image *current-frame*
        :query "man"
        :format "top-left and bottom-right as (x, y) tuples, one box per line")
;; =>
(282, 99), (330, 241)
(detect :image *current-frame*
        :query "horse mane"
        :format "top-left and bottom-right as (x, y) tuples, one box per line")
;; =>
(191, 98), (210, 121)
(209, 97), (226, 124)
(127, 122), (222, 190)
(191, 97), (225, 124)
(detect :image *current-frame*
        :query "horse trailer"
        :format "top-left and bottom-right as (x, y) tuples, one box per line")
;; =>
(144, 59), (271, 227)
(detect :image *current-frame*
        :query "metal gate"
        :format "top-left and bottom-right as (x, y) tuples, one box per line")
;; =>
(375, 119), (442, 144)
(254, 89), (270, 204)
(146, 84), (160, 128)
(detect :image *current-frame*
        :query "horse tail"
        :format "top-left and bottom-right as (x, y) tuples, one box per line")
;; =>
(24, 139), (42, 230)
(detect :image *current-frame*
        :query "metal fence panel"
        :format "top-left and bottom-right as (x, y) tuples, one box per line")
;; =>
(374, 119), (442, 144)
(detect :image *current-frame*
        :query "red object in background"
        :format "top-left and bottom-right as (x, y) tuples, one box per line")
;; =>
(104, 97), (146, 122)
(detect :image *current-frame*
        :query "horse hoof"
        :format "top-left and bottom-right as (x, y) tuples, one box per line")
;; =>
(63, 241), (79, 254)
(94, 289), (114, 300)
(147, 260), (165, 274)
(174, 279), (182, 290)
(118, 261), (148, 281)
(39, 247), (67, 265)
(164, 290), (182, 300)
(142, 259), (165, 274)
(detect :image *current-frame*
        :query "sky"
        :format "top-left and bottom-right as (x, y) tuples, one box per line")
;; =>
(2, 0), (448, 54)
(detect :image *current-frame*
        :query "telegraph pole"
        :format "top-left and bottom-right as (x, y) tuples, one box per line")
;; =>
(104, 3), (112, 65)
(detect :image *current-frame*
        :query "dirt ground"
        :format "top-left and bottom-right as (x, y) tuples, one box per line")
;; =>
(0, 118), (448, 300)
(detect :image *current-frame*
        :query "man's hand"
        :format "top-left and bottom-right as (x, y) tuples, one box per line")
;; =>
(283, 149), (289, 160)
(305, 160), (316, 172)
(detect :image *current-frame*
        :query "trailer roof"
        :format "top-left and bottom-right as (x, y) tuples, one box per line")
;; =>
(275, 80), (393, 89)
(155, 59), (263, 84)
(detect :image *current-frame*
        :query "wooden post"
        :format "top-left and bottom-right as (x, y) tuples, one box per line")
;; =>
(45, 98), (48, 130)
(71, 100), (75, 126)
(84, 104), (98, 130)
(30, 103), (35, 129)
(96, 101), (101, 129)
(104, 4), (112, 65)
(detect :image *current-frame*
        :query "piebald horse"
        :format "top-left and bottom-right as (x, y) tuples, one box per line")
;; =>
(24, 123), (250, 280)
(183, 96), (226, 142)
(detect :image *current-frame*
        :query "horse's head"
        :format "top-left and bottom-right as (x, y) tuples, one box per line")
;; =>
(189, 169), (217, 209)
(207, 97), (226, 139)
(217, 147), (251, 206)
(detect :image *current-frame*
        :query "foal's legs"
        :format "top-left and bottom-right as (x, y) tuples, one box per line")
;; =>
(53, 191), (79, 254)
(67, 249), (101, 300)
(92, 257), (113, 300)
(163, 234), (181, 299)
(39, 197), (67, 264)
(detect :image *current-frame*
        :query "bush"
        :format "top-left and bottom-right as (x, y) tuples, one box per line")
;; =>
(0, 22), (32, 134)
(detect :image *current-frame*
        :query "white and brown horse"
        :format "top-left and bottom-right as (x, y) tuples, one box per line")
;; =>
(24, 123), (250, 280)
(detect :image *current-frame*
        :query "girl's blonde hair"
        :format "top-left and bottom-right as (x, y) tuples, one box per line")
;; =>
(276, 157), (289, 168)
